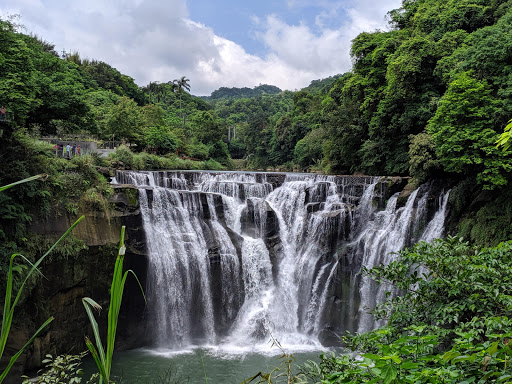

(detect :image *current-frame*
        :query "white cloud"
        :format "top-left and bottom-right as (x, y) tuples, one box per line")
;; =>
(0, 0), (401, 95)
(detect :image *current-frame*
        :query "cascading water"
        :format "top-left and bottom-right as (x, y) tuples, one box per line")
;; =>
(114, 171), (450, 352)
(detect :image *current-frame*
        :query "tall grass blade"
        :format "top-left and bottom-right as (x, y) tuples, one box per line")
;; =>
(0, 317), (53, 383)
(0, 174), (46, 193)
(82, 297), (106, 366)
(84, 337), (108, 381)
(0, 188), (83, 383)
(82, 226), (145, 383)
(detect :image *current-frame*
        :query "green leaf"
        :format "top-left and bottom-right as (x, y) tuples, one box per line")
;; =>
(363, 353), (381, 361)
(442, 350), (461, 362)
(381, 363), (398, 384)
(400, 361), (419, 370)
(488, 341), (499, 356)
(498, 374), (512, 382)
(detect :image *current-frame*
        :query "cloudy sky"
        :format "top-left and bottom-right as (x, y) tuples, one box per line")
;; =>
(1, 0), (402, 95)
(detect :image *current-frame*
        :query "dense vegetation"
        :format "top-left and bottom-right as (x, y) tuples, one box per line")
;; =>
(210, 0), (512, 188)
(294, 238), (512, 383)
(3, 0), (512, 184)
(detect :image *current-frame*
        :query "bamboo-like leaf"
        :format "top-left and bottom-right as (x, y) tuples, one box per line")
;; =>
(0, 216), (84, 379)
(83, 225), (144, 383)
(84, 337), (107, 383)
(0, 178), (83, 382)
(1, 216), (85, 359)
(82, 298), (106, 367)
(0, 174), (47, 193)
(0, 316), (53, 383)
(125, 270), (147, 305)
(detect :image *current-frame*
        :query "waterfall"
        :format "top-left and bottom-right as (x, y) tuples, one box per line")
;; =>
(116, 171), (450, 352)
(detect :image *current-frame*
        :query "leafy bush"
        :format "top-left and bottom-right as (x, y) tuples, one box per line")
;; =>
(297, 238), (512, 383)
(144, 126), (180, 155)
(22, 353), (87, 384)
(186, 140), (209, 160)
(228, 138), (246, 159)
(301, 323), (512, 383)
(408, 131), (441, 186)
(108, 145), (135, 168)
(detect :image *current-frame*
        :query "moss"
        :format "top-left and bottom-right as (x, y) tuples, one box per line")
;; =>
(449, 178), (512, 246)
(122, 188), (138, 208)
(457, 194), (512, 247)
(24, 233), (89, 263)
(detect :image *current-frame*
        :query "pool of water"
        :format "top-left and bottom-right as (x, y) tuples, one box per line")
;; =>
(84, 346), (324, 383)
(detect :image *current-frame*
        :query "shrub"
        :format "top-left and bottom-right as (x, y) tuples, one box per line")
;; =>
(22, 353), (87, 384)
(298, 238), (512, 383)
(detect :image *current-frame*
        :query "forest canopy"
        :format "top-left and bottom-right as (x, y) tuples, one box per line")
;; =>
(1, 0), (512, 189)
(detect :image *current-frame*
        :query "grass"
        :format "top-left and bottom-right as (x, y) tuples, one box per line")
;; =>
(0, 174), (84, 383)
(82, 226), (145, 384)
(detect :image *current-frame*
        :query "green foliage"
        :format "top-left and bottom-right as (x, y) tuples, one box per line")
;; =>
(45, 154), (113, 215)
(227, 138), (246, 159)
(408, 131), (441, 185)
(496, 119), (512, 150)
(301, 323), (512, 383)
(186, 139), (210, 161)
(301, 75), (343, 94)
(369, 238), (512, 330)
(78, 58), (144, 104)
(0, 16), (39, 125)
(24, 233), (88, 265)
(144, 126), (180, 155)
(294, 129), (326, 170)
(456, 189), (512, 246)
(0, 174), (84, 383)
(22, 353), (87, 384)
(428, 71), (512, 188)
(208, 140), (231, 165)
(107, 145), (225, 171)
(105, 96), (144, 144)
(208, 84), (282, 100)
(297, 238), (512, 383)
(82, 226), (145, 384)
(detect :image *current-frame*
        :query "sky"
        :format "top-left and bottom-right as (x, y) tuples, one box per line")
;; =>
(1, 0), (402, 96)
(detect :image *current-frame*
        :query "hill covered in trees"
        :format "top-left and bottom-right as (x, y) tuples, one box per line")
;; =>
(205, 84), (283, 100)
(210, 0), (512, 189)
(1, 0), (512, 248)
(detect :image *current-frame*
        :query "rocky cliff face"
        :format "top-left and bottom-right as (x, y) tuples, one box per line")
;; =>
(5, 186), (147, 382)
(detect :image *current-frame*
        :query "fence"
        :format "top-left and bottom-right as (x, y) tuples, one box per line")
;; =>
(40, 137), (123, 158)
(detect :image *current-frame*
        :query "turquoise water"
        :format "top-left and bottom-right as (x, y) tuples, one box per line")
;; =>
(84, 347), (324, 383)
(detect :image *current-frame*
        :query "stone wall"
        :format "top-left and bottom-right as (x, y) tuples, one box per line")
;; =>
(5, 186), (147, 383)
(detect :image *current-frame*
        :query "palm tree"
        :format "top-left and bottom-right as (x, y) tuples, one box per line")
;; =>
(145, 81), (161, 103)
(173, 76), (190, 129)
(173, 76), (190, 110)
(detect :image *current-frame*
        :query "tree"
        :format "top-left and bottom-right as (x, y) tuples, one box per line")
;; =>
(144, 126), (180, 155)
(173, 76), (190, 111)
(408, 131), (441, 184)
(496, 119), (512, 150)
(0, 17), (38, 126)
(189, 110), (225, 144)
(294, 128), (326, 169)
(427, 71), (512, 188)
(105, 96), (144, 145)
